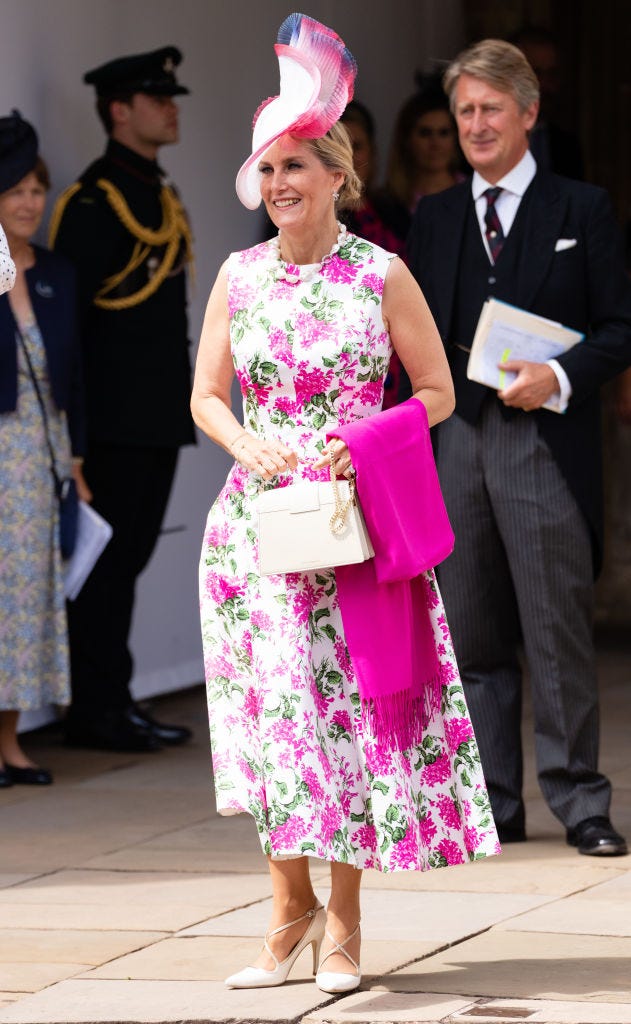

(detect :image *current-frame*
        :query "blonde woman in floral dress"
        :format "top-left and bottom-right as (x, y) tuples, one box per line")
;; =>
(191, 13), (499, 997)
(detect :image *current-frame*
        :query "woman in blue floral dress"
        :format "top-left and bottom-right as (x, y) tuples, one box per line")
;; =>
(0, 114), (87, 788)
(192, 13), (499, 996)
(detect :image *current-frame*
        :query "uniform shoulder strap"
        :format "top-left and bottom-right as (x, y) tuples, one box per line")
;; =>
(48, 182), (83, 248)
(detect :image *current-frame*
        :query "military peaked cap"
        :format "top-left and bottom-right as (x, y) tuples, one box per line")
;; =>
(84, 46), (189, 97)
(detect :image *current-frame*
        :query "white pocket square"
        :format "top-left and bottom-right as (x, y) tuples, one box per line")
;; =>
(555, 238), (577, 252)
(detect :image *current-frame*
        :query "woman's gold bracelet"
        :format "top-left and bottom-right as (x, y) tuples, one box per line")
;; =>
(229, 430), (250, 456)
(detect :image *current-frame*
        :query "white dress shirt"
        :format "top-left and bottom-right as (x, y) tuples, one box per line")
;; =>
(472, 149), (572, 412)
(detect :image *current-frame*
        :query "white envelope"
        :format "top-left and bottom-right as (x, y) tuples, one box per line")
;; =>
(555, 238), (577, 252)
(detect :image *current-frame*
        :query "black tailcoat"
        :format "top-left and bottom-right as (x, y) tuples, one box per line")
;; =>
(406, 171), (631, 571)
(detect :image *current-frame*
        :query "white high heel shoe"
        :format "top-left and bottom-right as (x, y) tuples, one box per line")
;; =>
(225, 902), (325, 989)
(315, 922), (361, 993)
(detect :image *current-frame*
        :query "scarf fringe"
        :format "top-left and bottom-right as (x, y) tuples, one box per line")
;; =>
(361, 672), (443, 751)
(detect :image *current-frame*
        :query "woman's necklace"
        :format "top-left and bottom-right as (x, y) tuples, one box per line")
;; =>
(270, 221), (347, 284)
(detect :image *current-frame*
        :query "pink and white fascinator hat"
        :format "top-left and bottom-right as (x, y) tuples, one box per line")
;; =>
(236, 12), (357, 210)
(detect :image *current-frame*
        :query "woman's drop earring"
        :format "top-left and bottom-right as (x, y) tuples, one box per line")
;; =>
(332, 191), (340, 202)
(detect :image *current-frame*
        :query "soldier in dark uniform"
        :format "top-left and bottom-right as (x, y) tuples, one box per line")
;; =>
(51, 47), (195, 751)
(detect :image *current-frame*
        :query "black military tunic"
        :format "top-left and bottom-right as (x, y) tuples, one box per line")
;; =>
(53, 138), (195, 448)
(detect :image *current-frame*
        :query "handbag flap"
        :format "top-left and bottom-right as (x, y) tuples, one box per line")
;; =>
(256, 480), (352, 515)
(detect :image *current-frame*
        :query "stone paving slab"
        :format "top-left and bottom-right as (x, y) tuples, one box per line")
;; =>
(0, 901), (215, 933)
(0, 870), (271, 909)
(0, 978), (335, 1023)
(0, 790), (210, 873)
(1, 963), (85, 994)
(179, 889), (550, 944)
(82, 934), (436, 982)
(495, 896), (631, 936)
(577, 869), (631, 899)
(0, 997), (22, 1012)
(0, 879), (39, 892)
(360, 847), (625, 896)
(302, 990), (474, 1022)
(382, 930), (631, 1002)
(78, 815), (266, 875)
(451, 997), (631, 1023)
(0, 929), (166, 966)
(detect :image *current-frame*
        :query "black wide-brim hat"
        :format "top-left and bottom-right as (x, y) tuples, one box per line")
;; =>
(84, 45), (189, 98)
(0, 110), (38, 193)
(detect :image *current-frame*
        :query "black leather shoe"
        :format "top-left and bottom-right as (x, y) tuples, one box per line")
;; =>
(5, 764), (53, 785)
(64, 709), (163, 753)
(127, 704), (193, 746)
(566, 816), (628, 856)
(497, 823), (527, 844)
(0, 769), (14, 788)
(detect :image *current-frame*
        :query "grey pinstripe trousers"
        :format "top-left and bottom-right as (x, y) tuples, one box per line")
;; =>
(436, 399), (612, 831)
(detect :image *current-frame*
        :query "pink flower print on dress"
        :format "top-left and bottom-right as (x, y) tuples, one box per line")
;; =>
(302, 765), (325, 802)
(464, 825), (481, 852)
(436, 794), (463, 830)
(268, 327), (295, 366)
(206, 573), (246, 605)
(354, 823), (377, 852)
(439, 658), (458, 687)
(364, 740), (394, 776)
(228, 280), (257, 317)
(358, 380), (383, 407)
(273, 395), (299, 419)
(270, 717), (298, 744)
(238, 242), (269, 266)
(249, 380), (274, 406)
(294, 364), (334, 407)
(243, 686), (263, 720)
(444, 717), (475, 754)
(237, 756), (258, 783)
(251, 610), (273, 633)
(437, 838), (466, 865)
(294, 312), (336, 349)
(390, 824), (420, 869)
(419, 813), (438, 847)
(206, 654), (238, 681)
(313, 685), (334, 718)
(421, 752), (452, 787)
(332, 709), (352, 733)
(201, 237), (500, 870)
(359, 272), (384, 296)
(321, 254), (359, 285)
(271, 815), (309, 851)
(422, 573), (441, 610)
(320, 801), (343, 843)
(334, 637), (353, 681)
(241, 630), (253, 659)
(204, 522), (232, 548)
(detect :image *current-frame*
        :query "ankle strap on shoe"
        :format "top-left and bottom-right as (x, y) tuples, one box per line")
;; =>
(319, 923), (360, 973)
(263, 903), (323, 970)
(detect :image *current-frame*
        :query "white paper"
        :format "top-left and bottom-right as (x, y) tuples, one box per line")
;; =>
(64, 501), (113, 601)
(467, 299), (583, 414)
(477, 321), (570, 391)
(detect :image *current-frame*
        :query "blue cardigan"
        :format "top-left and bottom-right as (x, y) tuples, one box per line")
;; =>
(0, 245), (85, 454)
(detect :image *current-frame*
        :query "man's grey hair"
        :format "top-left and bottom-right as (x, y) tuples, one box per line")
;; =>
(443, 39), (540, 113)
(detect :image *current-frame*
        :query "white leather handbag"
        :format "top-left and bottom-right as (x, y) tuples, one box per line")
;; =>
(255, 453), (374, 576)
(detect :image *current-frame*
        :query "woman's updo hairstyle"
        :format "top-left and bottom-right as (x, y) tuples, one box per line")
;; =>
(306, 121), (362, 210)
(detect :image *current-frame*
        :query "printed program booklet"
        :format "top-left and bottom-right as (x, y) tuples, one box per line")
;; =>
(64, 501), (113, 600)
(467, 298), (583, 413)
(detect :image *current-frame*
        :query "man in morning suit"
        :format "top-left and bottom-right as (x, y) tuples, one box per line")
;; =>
(51, 48), (195, 752)
(403, 40), (631, 855)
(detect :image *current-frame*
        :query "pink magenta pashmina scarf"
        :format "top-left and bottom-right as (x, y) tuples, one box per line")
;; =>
(329, 398), (454, 750)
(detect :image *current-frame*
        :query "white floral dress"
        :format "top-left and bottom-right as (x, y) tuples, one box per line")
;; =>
(199, 233), (500, 871)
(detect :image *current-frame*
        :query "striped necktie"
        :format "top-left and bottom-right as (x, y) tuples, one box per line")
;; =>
(484, 186), (505, 263)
